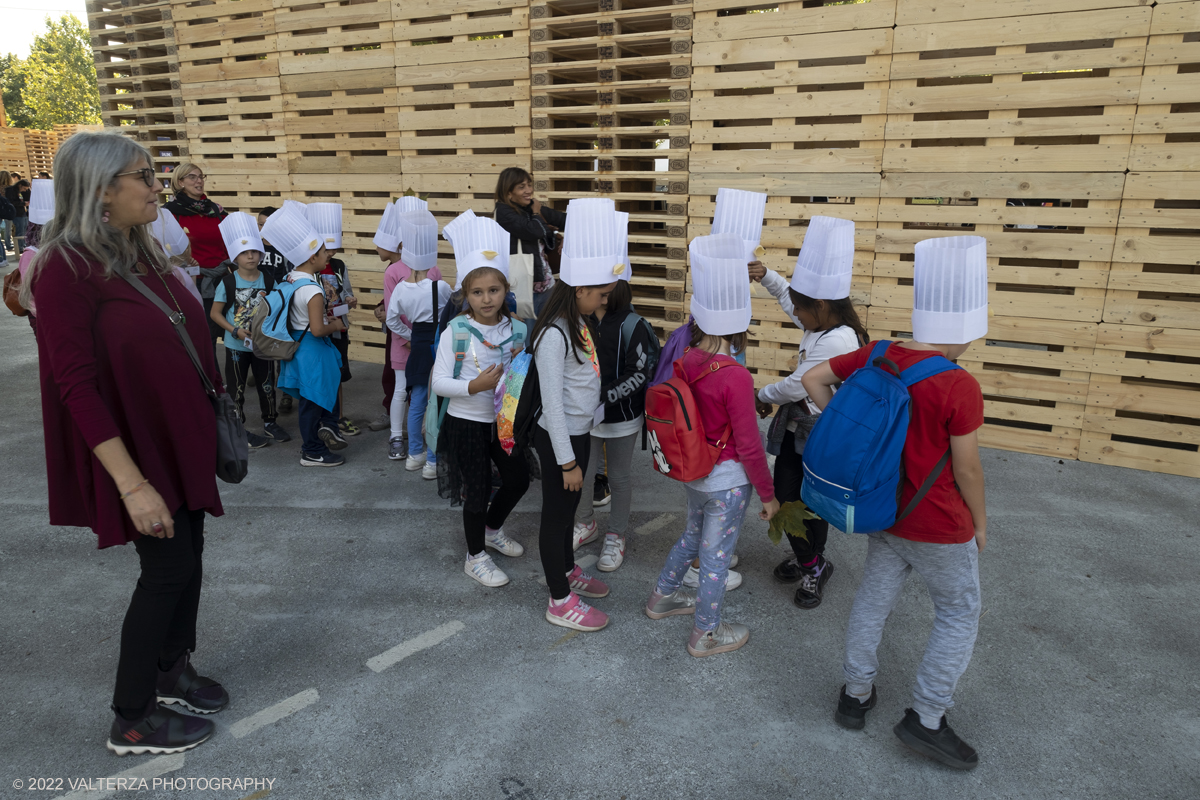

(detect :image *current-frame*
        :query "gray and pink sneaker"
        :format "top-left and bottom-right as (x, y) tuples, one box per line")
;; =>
(566, 565), (609, 598)
(545, 592), (609, 632)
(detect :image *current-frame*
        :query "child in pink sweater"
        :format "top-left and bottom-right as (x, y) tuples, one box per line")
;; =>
(645, 321), (779, 658)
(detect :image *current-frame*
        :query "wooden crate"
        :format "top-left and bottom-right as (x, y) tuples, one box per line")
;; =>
(0, 128), (29, 176)
(1129, 1), (1200, 173)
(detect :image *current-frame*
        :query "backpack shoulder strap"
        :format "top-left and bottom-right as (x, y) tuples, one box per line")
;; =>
(899, 354), (962, 387)
(510, 317), (528, 345)
(220, 271), (235, 304)
(262, 272), (275, 292)
(448, 316), (471, 379)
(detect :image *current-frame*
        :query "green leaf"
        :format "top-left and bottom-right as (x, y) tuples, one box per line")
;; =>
(14, 15), (101, 129)
(766, 500), (818, 546)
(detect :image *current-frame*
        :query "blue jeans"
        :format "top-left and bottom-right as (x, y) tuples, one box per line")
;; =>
(656, 484), (751, 631)
(0, 219), (11, 251)
(299, 395), (340, 458)
(13, 216), (27, 254)
(407, 383), (435, 463)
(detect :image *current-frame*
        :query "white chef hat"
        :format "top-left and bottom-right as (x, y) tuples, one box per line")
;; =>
(441, 207), (476, 247)
(29, 179), (54, 225)
(151, 208), (191, 257)
(305, 202), (343, 250)
(689, 233), (752, 337)
(261, 206), (323, 267)
(614, 210), (631, 282)
(912, 235), (989, 344)
(282, 199), (307, 217)
(711, 188), (767, 261)
(791, 215), (855, 300)
(399, 209), (439, 271)
(395, 195), (428, 215)
(445, 211), (510, 290)
(560, 197), (624, 287)
(219, 212), (265, 262)
(373, 202), (401, 252)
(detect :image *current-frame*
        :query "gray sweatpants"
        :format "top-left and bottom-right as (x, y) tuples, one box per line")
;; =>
(843, 532), (981, 723)
(575, 431), (638, 536)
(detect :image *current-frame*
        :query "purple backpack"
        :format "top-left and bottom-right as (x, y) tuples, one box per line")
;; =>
(649, 316), (745, 387)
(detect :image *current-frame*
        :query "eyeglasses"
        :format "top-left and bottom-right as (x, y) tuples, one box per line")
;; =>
(115, 168), (158, 188)
(183, 172), (207, 181)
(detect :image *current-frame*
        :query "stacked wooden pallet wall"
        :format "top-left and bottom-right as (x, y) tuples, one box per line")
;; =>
(84, 0), (1200, 476)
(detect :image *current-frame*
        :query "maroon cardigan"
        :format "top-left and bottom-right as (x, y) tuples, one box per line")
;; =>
(33, 250), (224, 548)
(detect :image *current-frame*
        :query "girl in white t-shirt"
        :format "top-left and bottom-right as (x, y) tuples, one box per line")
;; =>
(430, 266), (530, 588)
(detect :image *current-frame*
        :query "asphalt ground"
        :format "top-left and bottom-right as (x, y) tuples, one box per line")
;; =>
(1, 303), (1197, 800)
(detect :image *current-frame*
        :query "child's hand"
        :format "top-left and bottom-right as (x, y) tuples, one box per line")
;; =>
(759, 498), (781, 521)
(468, 365), (503, 395)
(346, 296), (358, 310)
(756, 398), (773, 419)
(562, 464), (582, 492)
(974, 527), (987, 552)
(747, 261), (766, 283)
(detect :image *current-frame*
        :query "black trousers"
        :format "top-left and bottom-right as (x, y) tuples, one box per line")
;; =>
(774, 430), (830, 562)
(224, 347), (277, 424)
(534, 426), (590, 599)
(462, 425), (531, 556)
(113, 506), (206, 710)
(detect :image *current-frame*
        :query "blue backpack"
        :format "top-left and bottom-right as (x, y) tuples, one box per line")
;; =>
(800, 340), (962, 534)
(249, 274), (319, 361)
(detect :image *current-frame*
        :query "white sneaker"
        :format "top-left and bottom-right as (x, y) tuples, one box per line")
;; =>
(405, 453), (426, 472)
(572, 520), (599, 551)
(682, 565), (743, 591)
(484, 527), (524, 557)
(422, 461), (437, 480)
(597, 535), (625, 572)
(464, 553), (509, 587)
(730, 554), (740, 569)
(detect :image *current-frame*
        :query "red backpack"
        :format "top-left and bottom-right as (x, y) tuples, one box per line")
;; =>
(645, 350), (735, 483)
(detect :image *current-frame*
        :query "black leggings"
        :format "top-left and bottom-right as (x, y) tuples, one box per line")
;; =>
(113, 506), (206, 710)
(774, 430), (829, 562)
(534, 425), (590, 600)
(459, 423), (531, 556)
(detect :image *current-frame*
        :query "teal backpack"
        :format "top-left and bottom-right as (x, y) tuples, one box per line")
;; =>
(423, 316), (528, 453)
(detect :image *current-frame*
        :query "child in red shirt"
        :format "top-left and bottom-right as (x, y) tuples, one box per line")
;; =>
(802, 235), (989, 770)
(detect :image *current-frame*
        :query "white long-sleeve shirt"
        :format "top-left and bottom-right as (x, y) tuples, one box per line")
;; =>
(386, 278), (452, 340)
(535, 317), (601, 465)
(431, 317), (519, 423)
(756, 268), (860, 407)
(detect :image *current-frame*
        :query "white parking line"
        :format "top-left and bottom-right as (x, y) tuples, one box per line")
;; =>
(636, 513), (675, 536)
(366, 620), (465, 673)
(54, 753), (186, 800)
(229, 688), (320, 739)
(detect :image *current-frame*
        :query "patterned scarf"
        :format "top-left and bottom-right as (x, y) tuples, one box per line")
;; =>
(168, 190), (224, 218)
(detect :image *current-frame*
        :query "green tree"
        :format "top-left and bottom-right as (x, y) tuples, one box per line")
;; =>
(0, 54), (34, 129)
(19, 15), (101, 128)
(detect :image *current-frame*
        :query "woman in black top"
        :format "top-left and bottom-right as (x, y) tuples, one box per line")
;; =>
(492, 167), (565, 318)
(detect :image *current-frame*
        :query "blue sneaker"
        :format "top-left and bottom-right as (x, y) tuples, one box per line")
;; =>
(300, 452), (345, 467)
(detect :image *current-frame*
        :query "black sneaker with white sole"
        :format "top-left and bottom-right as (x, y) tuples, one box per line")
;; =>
(107, 702), (214, 756)
(300, 452), (345, 467)
(156, 654), (229, 715)
(246, 432), (270, 450)
(893, 708), (979, 770)
(834, 684), (876, 730)
(263, 421), (292, 442)
(793, 555), (834, 609)
(593, 474), (611, 508)
(318, 425), (348, 451)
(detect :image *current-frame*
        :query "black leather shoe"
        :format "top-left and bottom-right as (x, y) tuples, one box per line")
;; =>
(773, 556), (805, 583)
(794, 556), (834, 609)
(834, 685), (876, 730)
(893, 708), (979, 770)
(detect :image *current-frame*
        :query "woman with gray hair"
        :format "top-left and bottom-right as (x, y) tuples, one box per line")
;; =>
(164, 162), (227, 352)
(24, 132), (228, 755)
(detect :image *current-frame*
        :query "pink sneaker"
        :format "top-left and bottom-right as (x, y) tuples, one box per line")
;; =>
(566, 564), (609, 598)
(545, 592), (609, 632)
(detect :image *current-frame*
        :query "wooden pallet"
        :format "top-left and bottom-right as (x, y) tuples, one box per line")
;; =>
(0, 128), (29, 176)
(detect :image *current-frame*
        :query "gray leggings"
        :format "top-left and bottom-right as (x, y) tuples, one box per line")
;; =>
(843, 532), (981, 722)
(575, 431), (638, 536)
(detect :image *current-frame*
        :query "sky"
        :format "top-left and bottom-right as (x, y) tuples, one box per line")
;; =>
(2, 1), (88, 59)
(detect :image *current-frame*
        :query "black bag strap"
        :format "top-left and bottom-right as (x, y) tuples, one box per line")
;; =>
(118, 268), (217, 401)
(894, 447), (952, 524)
(221, 271), (236, 307)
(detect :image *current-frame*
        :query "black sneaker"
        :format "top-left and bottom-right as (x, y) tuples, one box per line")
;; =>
(893, 708), (979, 770)
(318, 425), (348, 451)
(107, 701), (214, 756)
(246, 432), (270, 450)
(156, 653), (229, 715)
(773, 555), (805, 584)
(263, 421), (292, 442)
(278, 394), (293, 413)
(593, 474), (611, 508)
(793, 555), (834, 609)
(301, 452), (345, 467)
(834, 685), (876, 730)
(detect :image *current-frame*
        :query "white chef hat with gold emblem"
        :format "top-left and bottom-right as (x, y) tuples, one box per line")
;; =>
(399, 209), (440, 271)
(912, 235), (989, 344)
(151, 208), (191, 258)
(791, 215), (855, 300)
(560, 197), (624, 287)
(689, 233), (752, 337)
(282, 199), (307, 218)
(445, 210), (510, 290)
(261, 206), (322, 267)
(711, 188), (767, 261)
(219, 212), (265, 262)
(395, 195), (428, 216)
(614, 210), (632, 282)
(305, 202), (343, 250)
(373, 202), (401, 252)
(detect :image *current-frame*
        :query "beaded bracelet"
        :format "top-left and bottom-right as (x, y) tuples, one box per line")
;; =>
(119, 480), (149, 501)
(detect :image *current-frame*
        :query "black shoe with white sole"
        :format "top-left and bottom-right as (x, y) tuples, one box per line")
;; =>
(263, 421), (292, 442)
(893, 708), (979, 770)
(246, 432), (270, 450)
(318, 425), (348, 451)
(107, 702), (214, 756)
(301, 452), (345, 467)
(834, 684), (876, 730)
(793, 555), (834, 609)
(156, 654), (229, 715)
